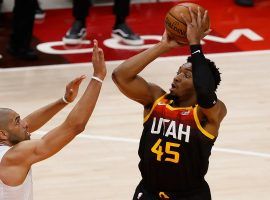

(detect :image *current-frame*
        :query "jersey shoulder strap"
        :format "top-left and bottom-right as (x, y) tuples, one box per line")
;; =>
(144, 94), (168, 123)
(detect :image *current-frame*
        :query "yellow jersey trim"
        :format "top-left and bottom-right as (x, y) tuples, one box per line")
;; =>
(193, 105), (215, 140)
(144, 94), (166, 123)
(165, 103), (193, 111)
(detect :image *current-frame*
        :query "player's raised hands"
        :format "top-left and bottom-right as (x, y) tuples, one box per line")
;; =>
(181, 7), (211, 45)
(64, 75), (86, 103)
(92, 39), (107, 80)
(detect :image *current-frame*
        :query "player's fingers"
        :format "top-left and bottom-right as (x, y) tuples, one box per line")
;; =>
(92, 41), (97, 59)
(181, 13), (190, 25)
(203, 29), (212, 38)
(197, 7), (202, 26)
(188, 7), (196, 25)
(98, 48), (104, 60)
(75, 75), (87, 84)
(93, 39), (98, 51)
(203, 10), (208, 24)
(75, 76), (85, 86)
(70, 75), (85, 85)
(162, 29), (167, 38)
(93, 39), (99, 61)
(94, 39), (99, 53)
(205, 29), (212, 35)
(73, 75), (86, 82)
(95, 39), (99, 47)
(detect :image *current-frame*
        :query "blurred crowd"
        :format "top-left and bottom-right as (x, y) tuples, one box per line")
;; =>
(0, 0), (255, 61)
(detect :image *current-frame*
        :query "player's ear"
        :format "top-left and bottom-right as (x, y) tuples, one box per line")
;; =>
(0, 130), (8, 140)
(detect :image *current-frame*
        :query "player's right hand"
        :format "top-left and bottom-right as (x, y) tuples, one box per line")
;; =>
(92, 39), (107, 80)
(181, 7), (211, 45)
(64, 75), (86, 103)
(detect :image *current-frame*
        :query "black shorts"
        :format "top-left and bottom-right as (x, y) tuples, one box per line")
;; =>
(132, 180), (212, 200)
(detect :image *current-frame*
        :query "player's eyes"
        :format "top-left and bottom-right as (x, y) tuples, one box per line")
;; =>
(184, 73), (192, 78)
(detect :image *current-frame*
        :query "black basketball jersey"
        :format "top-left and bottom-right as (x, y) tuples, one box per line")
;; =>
(138, 94), (216, 196)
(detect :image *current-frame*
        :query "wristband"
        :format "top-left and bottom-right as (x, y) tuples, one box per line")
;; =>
(62, 96), (71, 104)
(190, 44), (202, 55)
(92, 76), (103, 83)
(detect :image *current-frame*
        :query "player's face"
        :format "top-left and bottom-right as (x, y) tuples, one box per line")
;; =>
(6, 111), (30, 145)
(169, 62), (195, 97)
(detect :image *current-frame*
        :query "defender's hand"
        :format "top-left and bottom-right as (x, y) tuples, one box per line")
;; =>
(181, 7), (211, 45)
(92, 39), (107, 80)
(64, 75), (86, 103)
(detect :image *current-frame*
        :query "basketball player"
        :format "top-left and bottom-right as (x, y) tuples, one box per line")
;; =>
(112, 8), (227, 200)
(0, 40), (106, 199)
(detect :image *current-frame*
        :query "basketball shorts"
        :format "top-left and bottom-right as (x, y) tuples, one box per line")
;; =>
(132, 180), (212, 200)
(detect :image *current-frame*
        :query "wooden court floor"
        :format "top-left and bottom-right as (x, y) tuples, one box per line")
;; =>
(0, 51), (270, 199)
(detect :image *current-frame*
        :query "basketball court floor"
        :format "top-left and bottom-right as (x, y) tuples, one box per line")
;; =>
(0, 0), (270, 199)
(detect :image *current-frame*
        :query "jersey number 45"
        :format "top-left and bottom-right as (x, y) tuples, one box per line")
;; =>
(151, 138), (180, 164)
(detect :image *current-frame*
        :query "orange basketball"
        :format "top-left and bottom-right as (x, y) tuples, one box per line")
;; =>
(164, 2), (210, 44)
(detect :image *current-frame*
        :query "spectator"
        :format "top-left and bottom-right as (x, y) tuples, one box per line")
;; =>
(63, 0), (144, 46)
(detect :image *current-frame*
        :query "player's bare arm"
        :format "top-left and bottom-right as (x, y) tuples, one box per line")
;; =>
(23, 75), (85, 134)
(0, 40), (106, 186)
(182, 7), (227, 136)
(112, 31), (184, 109)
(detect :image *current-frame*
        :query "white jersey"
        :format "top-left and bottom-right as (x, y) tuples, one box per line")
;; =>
(0, 145), (33, 200)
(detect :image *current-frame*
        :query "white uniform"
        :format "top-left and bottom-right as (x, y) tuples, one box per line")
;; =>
(0, 145), (33, 200)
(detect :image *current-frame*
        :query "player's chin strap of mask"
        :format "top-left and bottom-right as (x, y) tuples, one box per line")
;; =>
(190, 45), (217, 108)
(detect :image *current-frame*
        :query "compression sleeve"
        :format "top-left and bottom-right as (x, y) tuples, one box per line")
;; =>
(190, 45), (217, 108)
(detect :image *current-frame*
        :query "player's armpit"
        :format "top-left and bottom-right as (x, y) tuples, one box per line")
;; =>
(0, 140), (40, 168)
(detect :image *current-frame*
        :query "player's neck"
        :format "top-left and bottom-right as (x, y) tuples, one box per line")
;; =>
(171, 96), (197, 108)
(171, 95), (197, 107)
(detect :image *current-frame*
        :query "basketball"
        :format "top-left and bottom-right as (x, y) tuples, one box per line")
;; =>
(164, 2), (210, 44)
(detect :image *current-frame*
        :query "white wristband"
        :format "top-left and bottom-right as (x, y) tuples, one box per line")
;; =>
(92, 76), (103, 83)
(62, 96), (71, 104)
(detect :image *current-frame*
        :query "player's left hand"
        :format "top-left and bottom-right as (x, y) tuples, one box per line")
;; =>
(161, 30), (184, 49)
(181, 7), (211, 45)
(64, 75), (86, 103)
